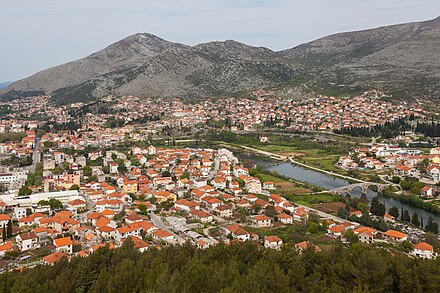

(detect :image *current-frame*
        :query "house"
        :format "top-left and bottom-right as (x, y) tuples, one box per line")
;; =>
(354, 227), (378, 244)
(264, 235), (283, 250)
(215, 204), (233, 218)
(16, 232), (40, 251)
(174, 199), (200, 212)
(225, 224), (250, 241)
(190, 210), (213, 223)
(384, 214), (395, 223)
(151, 229), (175, 243)
(293, 207), (308, 223)
(253, 215), (272, 228)
(0, 214), (11, 228)
(0, 241), (14, 258)
(154, 190), (177, 202)
(66, 199), (87, 211)
(54, 236), (73, 254)
(246, 179), (262, 194)
(394, 164), (412, 176)
(126, 236), (149, 252)
(233, 166), (249, 177)
(328, 225), (345, 238)
(262, 182), (275, 190)
(427, 166), (440, 182)
(383, 230), (407, 242)
(276, 213), (293, 224)
(123, 180), (138, 194)
(202, 196), (222, 210)
(410, 242), (436, 259)
(95, 199), (123, 212)
(97, 226), (116, 239)
(295, 241), (321, 253)
(43, 251), (67, 265)
(349, 210), (363, 218)
(420, 186), (436, 198)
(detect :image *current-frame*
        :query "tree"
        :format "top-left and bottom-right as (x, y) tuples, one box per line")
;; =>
(307, 222), (318, 234)
(357, 202), (369, 214)
(337, 207), (349, 219)
(52, 166), (64, 175)
(18, 186), (32, 196)
(7, 220), (12, 238)
(2, 226), (6, 242)
(344, 230), (358, 243)
(69, 184), (80, 191)
(370, 197), (385, 217)
(388, 206), (399, 219)
(181, 172), (190, 180)
(83, 166), (92, 177)
(411, 212), (420, 227)
(400, 180), (410, 190)
(401, 210), (410, 222)
(425, 216), (439, 234)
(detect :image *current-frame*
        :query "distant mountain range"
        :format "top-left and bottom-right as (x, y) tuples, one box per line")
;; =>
(0, 81), (13, 90)
(1, 16), (440, 104)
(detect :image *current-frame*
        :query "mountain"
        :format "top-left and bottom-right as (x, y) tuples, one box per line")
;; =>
(279, 16), (440, 98)
(0, 81), (13, 89)
(2, 16), (440, 103)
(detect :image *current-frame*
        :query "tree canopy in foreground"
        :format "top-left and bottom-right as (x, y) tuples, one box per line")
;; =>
(0, 240), (439, 292)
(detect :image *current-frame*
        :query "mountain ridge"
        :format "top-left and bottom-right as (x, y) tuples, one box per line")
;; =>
(2, 16), (440, 103)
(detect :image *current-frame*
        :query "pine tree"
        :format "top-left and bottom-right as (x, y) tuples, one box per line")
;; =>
(411, 212), (420, 227)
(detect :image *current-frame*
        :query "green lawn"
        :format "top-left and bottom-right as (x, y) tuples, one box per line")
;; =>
(258, 173), (287, 183)
(284, 193), (337, 207)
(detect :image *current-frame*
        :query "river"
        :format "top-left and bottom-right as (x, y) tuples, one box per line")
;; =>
(239, 153), (440, 228)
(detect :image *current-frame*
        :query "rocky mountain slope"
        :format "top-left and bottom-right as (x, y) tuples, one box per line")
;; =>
(2, 16), (439, 103)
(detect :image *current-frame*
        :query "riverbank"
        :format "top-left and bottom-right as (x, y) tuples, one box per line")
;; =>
(239, 144), (365, 183)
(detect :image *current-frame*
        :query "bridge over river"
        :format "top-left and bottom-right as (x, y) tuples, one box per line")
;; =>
(327, 182), (391, 195)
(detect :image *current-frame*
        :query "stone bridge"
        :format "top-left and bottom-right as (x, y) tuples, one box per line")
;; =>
(329, 182), (391, 195)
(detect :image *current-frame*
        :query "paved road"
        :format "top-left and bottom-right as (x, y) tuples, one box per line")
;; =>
(148, 213), (185, 243)
(296, 203), (359, 226)
(29, 137), (41, 174)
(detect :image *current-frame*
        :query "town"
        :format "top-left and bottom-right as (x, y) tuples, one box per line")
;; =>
(0, 92), (438, 271)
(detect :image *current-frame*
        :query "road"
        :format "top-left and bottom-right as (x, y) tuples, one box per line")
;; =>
(148, 213), (185, 243)
(297, 202), (359, 226)
(29, 137), (41, 174)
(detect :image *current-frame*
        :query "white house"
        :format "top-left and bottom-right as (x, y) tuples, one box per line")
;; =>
(411, 242), (436, 259)
(16, 232), (40, 251)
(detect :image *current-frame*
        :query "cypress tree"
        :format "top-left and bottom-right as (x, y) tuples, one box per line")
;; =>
(7, 219), (12, 238)
(411, 212), (420, 227)
(401, 210), (410, 222)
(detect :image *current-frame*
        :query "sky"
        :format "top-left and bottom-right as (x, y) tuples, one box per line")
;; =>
(1, 0), (439, 81)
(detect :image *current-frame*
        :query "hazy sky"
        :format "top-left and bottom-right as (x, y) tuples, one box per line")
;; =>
(1, 0), (439, 81)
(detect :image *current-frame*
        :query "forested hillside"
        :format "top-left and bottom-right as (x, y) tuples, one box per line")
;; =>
(0, 240), (439, 292)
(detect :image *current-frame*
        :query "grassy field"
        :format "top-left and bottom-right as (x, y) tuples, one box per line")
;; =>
(258, 173), (286, 183)
(245, 224), (335, 246)
(245, 224), (307, 242)
(256, 144), (342, 172)
(284, 193), (337, 207)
